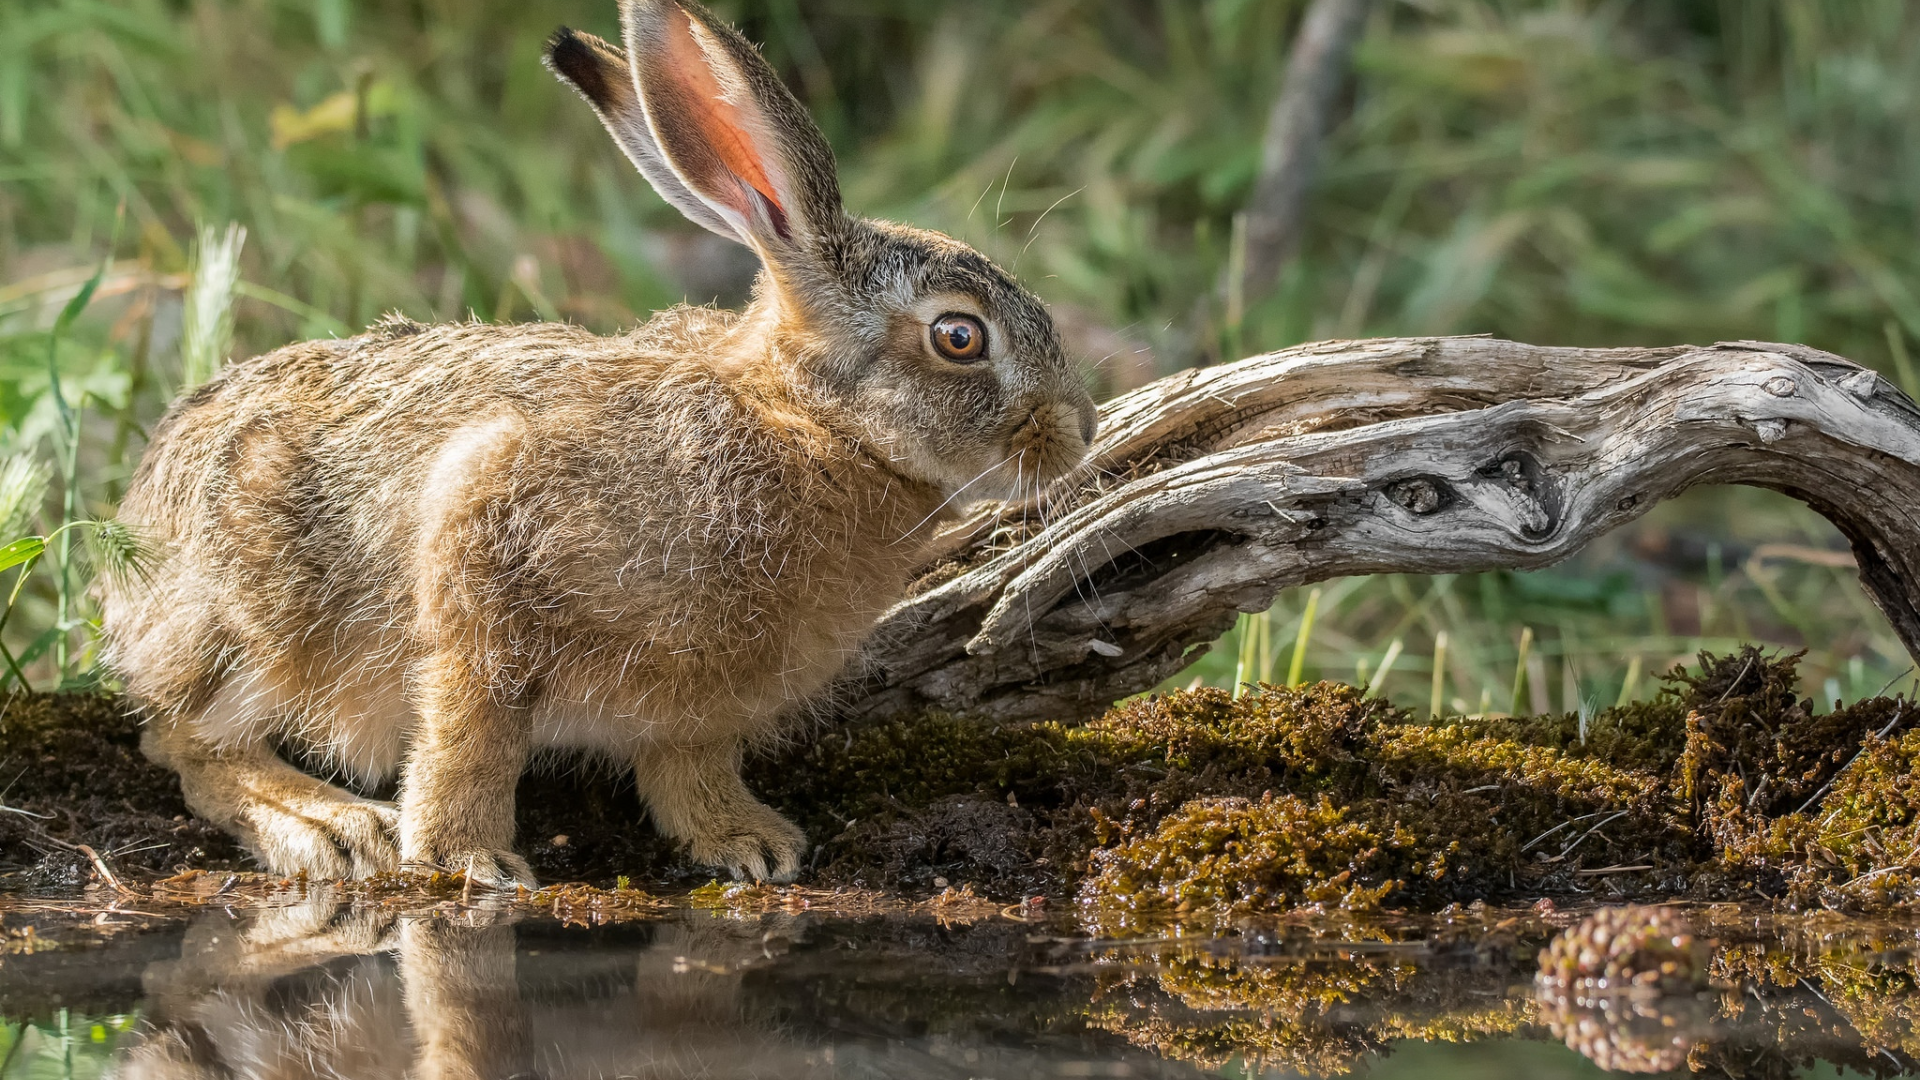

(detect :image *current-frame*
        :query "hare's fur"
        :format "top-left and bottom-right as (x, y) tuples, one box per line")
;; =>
(101, 0), (1094, 886)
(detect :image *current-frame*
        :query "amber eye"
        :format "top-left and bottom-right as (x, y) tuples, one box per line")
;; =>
(929, 313), (987, 362)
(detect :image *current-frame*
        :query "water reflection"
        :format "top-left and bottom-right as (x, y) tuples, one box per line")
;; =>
(6, 897), (1920, 1078)
(103, 897), (1200, 1079)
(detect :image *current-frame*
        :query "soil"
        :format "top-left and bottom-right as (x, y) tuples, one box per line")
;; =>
(7, 647), (1920, 917)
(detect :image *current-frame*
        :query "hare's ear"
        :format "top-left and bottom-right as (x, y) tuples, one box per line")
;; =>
(546, 25), (741, 242)
(546, 1), (846, 261)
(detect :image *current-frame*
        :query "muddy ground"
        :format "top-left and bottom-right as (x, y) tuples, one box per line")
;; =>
(6, 647), (1920, 917)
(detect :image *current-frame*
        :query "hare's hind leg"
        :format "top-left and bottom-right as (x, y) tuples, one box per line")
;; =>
(632, 740), (807, 882)
(146, 695), (400, 879)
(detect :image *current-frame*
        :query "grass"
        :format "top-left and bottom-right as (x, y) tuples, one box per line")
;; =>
(0, 0), (1916, 697)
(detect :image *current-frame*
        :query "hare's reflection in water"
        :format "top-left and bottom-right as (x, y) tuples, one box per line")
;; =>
(107, 895), (797, 1080)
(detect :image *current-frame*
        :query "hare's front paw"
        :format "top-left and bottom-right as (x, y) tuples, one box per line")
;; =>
(687, 804), (807, 883)
(250, 797), (400, 880)
(401, 845), (538, 891)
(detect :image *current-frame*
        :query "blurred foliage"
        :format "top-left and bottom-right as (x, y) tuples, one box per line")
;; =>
(0, 0), (1915, 696)
(0, 1012), (134, 1079)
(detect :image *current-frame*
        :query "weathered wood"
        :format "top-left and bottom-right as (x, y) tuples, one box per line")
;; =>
(846, 337), (1920, 724)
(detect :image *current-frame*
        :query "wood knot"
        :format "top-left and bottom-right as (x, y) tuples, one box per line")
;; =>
(1477, 451), (1560, 541)
(1763, 375), (1797, 398)
(1385, 477), (1451, 515)
(1839, 369), (1880, 400)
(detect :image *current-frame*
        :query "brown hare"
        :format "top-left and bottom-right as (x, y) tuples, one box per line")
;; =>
(100, 0), (1095, 886)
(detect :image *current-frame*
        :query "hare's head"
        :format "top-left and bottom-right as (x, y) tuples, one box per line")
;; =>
(547, 0), (1096, 502)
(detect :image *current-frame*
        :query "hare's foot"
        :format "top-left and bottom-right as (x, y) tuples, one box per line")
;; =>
(248, 794), (401, 880)
(399, 843), (538, 891)
(147, 725), (400, 879)
(687, 801), (807, 883)
(634, 740), (808, 882)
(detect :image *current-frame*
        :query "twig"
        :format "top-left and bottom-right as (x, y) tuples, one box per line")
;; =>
(1554, 810), (1629, 862)
(1522, 810), (1612, 853)
(1718, 655), (1756, 703)
(18, 819), (138, 895)
(1234, 0), (1374, 300)
(0, 802), (53, 819)
(1875, 666), (1916, 699)
(1838, 862), (1916, 891)
(72, 843), (134, 895)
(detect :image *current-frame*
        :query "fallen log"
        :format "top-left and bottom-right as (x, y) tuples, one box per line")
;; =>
(849, 337), (1920, 724)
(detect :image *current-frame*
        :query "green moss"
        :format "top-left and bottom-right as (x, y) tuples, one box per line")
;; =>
(1080, 793), (1404, 922)
(741, 648), (1920, 913)
(1081, 681), (1390, 782)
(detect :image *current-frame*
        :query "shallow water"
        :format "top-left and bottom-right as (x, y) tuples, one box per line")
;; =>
(0, 898), (1908, 1079)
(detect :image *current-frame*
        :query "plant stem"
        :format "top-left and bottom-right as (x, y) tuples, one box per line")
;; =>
(1510, 626), (1534, 716)
(1287, 587), (1322, 687)
(53, 398), (84, 684)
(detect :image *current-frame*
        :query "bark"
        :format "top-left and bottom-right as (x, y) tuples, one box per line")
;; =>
(846, 337), (1920, 725)
(1238, 0), (1375, 299)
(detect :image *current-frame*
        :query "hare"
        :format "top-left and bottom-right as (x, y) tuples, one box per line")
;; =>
(100, 0), (1095, 887)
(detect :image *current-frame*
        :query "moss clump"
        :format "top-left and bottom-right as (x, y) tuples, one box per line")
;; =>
(1082, 682), (1388, 783)
(1714, 725), (1920, 908)
(749, 681), (1401, 897)
(1080, 793), (1405, 920)
(753, 645), (1920, 914)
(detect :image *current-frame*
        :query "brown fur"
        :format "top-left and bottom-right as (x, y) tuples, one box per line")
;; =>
(100, 0), (1094, 885)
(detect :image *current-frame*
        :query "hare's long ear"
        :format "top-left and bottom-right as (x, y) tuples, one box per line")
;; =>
(546, 1), (846, 263)
(546, 25), (741, 242)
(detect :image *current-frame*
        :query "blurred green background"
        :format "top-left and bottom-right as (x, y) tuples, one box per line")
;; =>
(1, 0), (1917, 710)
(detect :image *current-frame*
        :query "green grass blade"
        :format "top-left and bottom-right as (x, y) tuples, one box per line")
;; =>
(1286, 587), (1322, 687)
(1509, 626), (1534, 716)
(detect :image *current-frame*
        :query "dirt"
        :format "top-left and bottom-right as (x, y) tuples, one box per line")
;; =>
(9, 647), (1920, 918)
(0, 694), (240, 888)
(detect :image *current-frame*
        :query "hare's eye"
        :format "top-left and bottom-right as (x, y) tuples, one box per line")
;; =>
(930, 314), (987, 363)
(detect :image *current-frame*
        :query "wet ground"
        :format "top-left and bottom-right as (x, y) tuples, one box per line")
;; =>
(10, 650), (1920, 1075)
(0, 890), (1912, 1078)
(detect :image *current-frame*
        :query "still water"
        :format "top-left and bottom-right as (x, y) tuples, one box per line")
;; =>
(0, 897), (1903, 1079)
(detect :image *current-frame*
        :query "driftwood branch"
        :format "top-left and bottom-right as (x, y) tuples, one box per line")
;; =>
(1238, 0), (1374, 298)
(848, 337), (1920, 724)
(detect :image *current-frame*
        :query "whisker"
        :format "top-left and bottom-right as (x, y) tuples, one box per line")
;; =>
(994, 155), (1018, 231)
(897, 449), (1023, 542)
(1012, 186), (1084, 275)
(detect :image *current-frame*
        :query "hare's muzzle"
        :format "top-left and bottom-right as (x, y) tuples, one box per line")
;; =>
(1008, 398), (1096, 490)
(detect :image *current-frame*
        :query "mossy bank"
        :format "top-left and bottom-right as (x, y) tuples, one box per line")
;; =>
(6, 647), (1920, 918)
